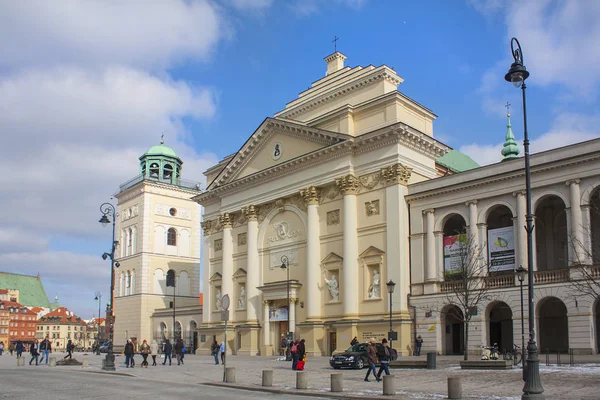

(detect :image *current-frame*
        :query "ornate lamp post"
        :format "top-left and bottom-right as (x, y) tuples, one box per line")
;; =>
(99, 202), (119, 371)
(386, 280), (396, 351)
(280, 255), (291, 360)
(94, 292), (102, 355)
(516, 265), (527, 377)
(505, 37), (544, 399)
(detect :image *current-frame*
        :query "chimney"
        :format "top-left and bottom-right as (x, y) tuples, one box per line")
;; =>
(324, 52), (347, 76)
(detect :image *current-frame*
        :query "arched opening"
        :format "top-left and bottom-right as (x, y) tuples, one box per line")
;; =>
(126, 271), (132, 296)
(538, 297), (568, 352)
(535, 196), (567, 271)
(159, 322), (167, 341)
(153, 269), (165, 295)
(163, 164), (173, 181)
(190, 321), (198, 353)
(174, 321), (182, 340)
(443, 215), (467, 279)
(127, 228), (133, 256)
(594, 300), (600, 354)
(149, 163), (159, 179)
(486, 205), (515, 275)
(488, 302), (513, 353)
(167, 228), (177, 246)
(442, 305), (464, 355)
(591, 188), (600, 264)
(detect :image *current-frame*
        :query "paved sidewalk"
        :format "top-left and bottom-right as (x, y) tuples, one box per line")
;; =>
(1, 352), (600, 399)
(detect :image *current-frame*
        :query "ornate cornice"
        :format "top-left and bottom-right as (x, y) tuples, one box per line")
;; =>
(300, 186), (320, 205)
(381, 163), (412, 186)
(336, 174), (360, 195)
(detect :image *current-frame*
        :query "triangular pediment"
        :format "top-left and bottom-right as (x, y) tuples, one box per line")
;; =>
(359, 246), (385, 258)
(321, 252), (343, 265)
(232, 268), (247, 278)
(209, 272), (222, 282)
(207, 118), (349, 189)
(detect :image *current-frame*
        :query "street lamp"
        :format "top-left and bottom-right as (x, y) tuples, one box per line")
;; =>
(94, 292), (102, 355)
(386, 280), (396, 351)
(505, 37), (544, 399)
(516, 265), (527, 376)
(281, 256), (292, 344)
(98, 202), (118, 371)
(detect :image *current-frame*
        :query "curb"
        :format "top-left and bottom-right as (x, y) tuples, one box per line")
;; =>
(81, 369), (136, 378)
(202, 382), (405, 399)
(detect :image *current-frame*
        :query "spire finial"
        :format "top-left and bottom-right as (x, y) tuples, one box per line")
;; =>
(160, 133), (164, 145)
(505, 101), (511, 117)
(501, 106), (520, 161)
(332, 36), (339, 53)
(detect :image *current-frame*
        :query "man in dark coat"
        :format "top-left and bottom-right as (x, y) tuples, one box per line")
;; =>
(174, 339), (184, 365)
(29, 340), (39, 365)
(162, 339), (172, 366)
(364, 338), (379, 382)
(39, 337), (52, 364)
(124, 339), (134, 368)
(16, 341), (24, 358)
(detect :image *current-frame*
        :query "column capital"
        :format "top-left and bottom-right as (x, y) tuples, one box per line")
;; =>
(201, 220), (213, 236)
(300, 186), (320, 205)
(335, 174), (360, 195)
(422, 208), (435, 215)
(512, 190), (526, 197)
(262, 300), (270, 306)
(242, 205), (258, 222)
(381, 163), (412, 186)
(219, 213), (232, 229)
(289, 298), (299, 304)
(566, 178), (581, 186)
(476, 222), (487, 228)
(465, 200), (478, 206)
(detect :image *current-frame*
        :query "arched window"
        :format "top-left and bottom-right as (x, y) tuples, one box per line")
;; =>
(131, 270), (136, 295)
(126, 271), (132, 295)
(149, 163), (159, 178)
(167, 228), (177, 246)
(127, 228), (133, 256)
(163, 164), (173, 181)
(120, 272), (125, 296)
(591, 188), (600, 264)
(443, 214), (467, 279)
(535, 196), (567, 270)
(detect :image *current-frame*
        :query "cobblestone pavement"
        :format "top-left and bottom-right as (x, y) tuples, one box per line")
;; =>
(1, 352), (600, 399)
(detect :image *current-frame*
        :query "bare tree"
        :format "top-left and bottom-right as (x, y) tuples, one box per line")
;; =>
(423, 234), (491, 360)
(568, 200), (600, 301)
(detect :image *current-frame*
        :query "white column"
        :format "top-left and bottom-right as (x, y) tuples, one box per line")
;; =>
(263, 300), (271, 346)
(245, 206), (259, 323)
(582, 205), (592, 264)
(514, 191), (527, 270)
(424, 209), (436, 281)
(477, 223), (487, 276)
(336, 175), (359, 319)
(201, 224), (212, 324)
(289, 299), (297, 333)
(467, 200), (479, 245)
(568, 179), (584, 264)
(221, 214), (234, 313)
(301, 187), (321, 321)
(435, 231), (444, 280)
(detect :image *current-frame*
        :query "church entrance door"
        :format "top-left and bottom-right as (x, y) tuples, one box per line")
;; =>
(278, 321), (289, 355)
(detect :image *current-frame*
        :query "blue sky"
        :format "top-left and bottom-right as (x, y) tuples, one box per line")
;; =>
(1, 0), (598, 318)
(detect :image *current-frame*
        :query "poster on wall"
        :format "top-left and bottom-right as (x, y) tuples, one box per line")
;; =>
(443, 234), (467, 275)
(269, 307), (288, 321)
(488, 226), (516, 272)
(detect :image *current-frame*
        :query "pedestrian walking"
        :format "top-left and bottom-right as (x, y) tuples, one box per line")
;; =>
(297, 339), (306, 368)
(376, 339), (391, 380)
(0, 341), (4, 356)
(291, 340), (299, 370)
(364, 338), (379, 382)
(64, 340), (74, 359)
(124, 339), (134, 368)
(140, 340), (150, 368)
(210, 339), (219, 365)
(220, 341), (226, 364)
(29, 340), (39, 365)
(162, 339), (172, 365)
(9, 342), (14, 356)
(150, 340), (158, 366)
(175, 338), (184, 365)
(415, 335), (423, 356)
(16, 341), (24, 358)
(39, 337), (51, 364)
(181, 341), (186, 363)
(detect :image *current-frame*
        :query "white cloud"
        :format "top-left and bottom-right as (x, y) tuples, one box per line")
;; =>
(290, 0), (366, 16)
(227, 0), (274, 11)
(460, 113), (600, 166)
(0, 1), (224, 70)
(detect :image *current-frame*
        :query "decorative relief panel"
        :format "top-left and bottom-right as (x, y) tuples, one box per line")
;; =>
(267, 221), (303, 244)
(121, 204), (140, 222)
(214, 239), (223, 251)
(326, 210), (340, 225)
(365, 200), (380, 216)
(237, 233), (247, 246)
(269, 248), (299, 270)
(155, 204), (191, 220)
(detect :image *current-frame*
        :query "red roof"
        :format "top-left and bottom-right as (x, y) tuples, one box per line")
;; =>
(29, 307), (44, 313)
(41, 306), (84, 324)
(0, 300), (37, 315)
(0, 289), (8, 294)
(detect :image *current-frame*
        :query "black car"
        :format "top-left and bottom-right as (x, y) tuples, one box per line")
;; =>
(99, 341), (112, 353)
(329, 343), (398, 369)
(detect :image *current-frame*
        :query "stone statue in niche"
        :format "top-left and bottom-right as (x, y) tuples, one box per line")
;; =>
(368, 269), (380, 299)
(216, 289), (222, 310)
(323, 272), (339, 302)
(238, 286), (246, 309)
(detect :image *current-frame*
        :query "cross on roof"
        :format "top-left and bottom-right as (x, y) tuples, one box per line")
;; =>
(505, 102), (511, 115)
(332, 36), (339, 52)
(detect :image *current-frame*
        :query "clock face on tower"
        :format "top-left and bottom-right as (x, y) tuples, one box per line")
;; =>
(272, 142), (283, 160)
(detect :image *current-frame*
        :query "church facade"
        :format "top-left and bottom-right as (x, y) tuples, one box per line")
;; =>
(195, 52), (477, 356)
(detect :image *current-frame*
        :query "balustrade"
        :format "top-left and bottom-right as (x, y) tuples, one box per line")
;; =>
(484, 275), (515, 288)
(534, 268), (569, 284)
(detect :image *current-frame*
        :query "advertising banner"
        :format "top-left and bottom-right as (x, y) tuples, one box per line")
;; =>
(269, 307), (288, 321)
(443, 234), (467, 275)
(488, 226), (516, 272)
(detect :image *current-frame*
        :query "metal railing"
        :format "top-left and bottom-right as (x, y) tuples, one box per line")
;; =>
(117, 174), (202, 194)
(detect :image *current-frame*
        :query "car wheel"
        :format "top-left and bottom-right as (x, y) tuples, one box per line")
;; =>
(355, 358), (364, 369)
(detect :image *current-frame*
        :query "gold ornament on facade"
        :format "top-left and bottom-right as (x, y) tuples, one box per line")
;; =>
(201, 220), (212, 236)
(242, 205), (258, 222)
(381, 163), (412, 186)
(219, 213), (232, 228)
(300, 186), (320, 206)
(335, 174), (360, 195)
(365, 200), (380, 216)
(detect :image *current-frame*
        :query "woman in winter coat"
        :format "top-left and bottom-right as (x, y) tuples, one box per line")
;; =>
(150, 340), (159, 366)
(139, 340), (151, 368)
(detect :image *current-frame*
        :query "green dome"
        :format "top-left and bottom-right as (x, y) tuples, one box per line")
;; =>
(144, 143), (179, 159)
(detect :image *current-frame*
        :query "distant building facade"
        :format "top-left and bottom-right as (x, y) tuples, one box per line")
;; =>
(2, 300), (38, 345)
(37, 306), (88, 350)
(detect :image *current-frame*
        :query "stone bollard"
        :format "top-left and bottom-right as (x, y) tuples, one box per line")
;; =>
(448, 377), (462, 399)
(427, 352), (437, 369)
(262, 370), (273, 387)
(49, 357), (56, 367)
(331, 373), (343, 392)
(17, 357), (24, 367)
(82, 359), (89, 368)
(226, 367), (236, 383)
(296, 371), (308, 389)
(383, 375), (395, 396)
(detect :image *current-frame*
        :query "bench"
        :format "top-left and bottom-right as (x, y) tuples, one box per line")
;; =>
(460, 360), (513, 370)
